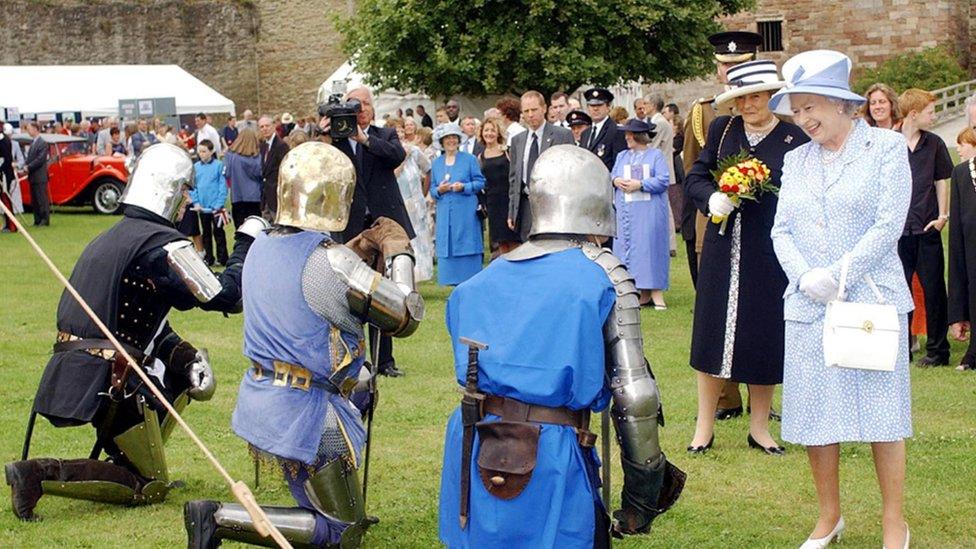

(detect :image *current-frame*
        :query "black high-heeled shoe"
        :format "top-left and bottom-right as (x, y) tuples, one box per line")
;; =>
(687, 435), (714, 454)
(747, 434), (785, 455)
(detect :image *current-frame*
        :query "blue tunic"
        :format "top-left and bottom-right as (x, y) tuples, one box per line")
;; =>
(232, 231), (366, 465)
(431, 152), (486, 285)
(439, 248), (616, 549)
(611, 147), (671, 290)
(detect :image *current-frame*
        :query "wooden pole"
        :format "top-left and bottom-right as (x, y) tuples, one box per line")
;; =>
(0, 200), (291, 549)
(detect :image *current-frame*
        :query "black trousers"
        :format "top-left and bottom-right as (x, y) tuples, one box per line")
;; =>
(232, 201), (262, 227)
(29, 177), (50, 225)
(898, 231), (949, 360)
(685, 238), (698, 289)
(200, 212), (228, 266)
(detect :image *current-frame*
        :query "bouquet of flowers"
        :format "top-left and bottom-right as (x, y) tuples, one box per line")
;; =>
(710, 151), (775, 235)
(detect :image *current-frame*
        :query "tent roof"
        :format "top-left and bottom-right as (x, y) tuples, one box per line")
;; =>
(0, 65), (235, 117)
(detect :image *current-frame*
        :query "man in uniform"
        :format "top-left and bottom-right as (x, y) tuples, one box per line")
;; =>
(580, 87), (628, 172)
(183, 141), (425, 548)
(682, 30), (766, 420)
(439, 145), (685, 547)
(5, 143), (268, 521)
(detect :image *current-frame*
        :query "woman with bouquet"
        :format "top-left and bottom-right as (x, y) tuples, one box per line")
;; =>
(685, 60), (808, 455)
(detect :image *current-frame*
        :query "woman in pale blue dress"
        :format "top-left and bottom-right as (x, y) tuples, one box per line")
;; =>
(610, 118), (671, 308)
(769, 51), (913, 549)
(389, 118), (434, 281)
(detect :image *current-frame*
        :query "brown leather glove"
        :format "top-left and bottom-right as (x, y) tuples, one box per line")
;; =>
(345, 217), (412, 268)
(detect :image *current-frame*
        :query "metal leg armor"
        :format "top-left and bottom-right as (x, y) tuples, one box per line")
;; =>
(187, 459), (374, 549)
(584, 245), (686, 535)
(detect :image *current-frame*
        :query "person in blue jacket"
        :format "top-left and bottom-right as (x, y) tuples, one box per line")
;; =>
(191, 139), (228, 265)
(439, 145), (685, 549)
(431, 122), (486, 285)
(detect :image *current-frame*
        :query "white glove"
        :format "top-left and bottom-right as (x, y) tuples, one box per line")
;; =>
(187, 349), (216, 401)
(799, 268), (839, 304)
(708, 192), (736, 217)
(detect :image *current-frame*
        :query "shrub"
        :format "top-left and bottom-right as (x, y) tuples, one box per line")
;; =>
(852, 45), (968, 95)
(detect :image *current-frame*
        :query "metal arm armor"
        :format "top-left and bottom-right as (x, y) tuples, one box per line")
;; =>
(582, 244), (664, 467)
(163, 240), (222, 302)
(325, 242), (425, 337)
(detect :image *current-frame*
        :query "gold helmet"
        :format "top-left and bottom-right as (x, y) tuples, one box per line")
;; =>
(275, 142), (356, 232)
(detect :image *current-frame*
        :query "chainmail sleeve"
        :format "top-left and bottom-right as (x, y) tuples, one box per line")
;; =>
(302, 244), (365, 338)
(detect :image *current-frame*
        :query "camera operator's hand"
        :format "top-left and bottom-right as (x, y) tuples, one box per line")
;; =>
(352, 124), (369, 145)
(317, 117), (332, 144)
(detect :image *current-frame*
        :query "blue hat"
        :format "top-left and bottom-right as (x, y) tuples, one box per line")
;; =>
(768, 50), (866, 116)
(618, 118), (657, 138)
(433, 122), (464, 143)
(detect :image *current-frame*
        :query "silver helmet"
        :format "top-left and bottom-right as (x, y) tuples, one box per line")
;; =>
(528, 145), (615, 238)
(276, 141), (356, 232)
(120, 143), (194, 222)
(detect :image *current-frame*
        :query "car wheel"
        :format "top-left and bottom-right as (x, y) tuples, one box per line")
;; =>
(91, 179), (124, 215)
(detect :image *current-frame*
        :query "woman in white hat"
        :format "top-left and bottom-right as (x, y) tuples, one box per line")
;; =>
(430, 122), (486, 285)
(685, 59), (809, 456)
(769, 50), (913, 549)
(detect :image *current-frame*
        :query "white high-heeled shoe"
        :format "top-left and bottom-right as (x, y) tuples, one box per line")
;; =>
(799, 516), (845, 549)
(882, 523), (910, 549)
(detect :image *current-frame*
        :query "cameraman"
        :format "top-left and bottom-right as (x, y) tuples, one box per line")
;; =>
(317, 86), (414, 378)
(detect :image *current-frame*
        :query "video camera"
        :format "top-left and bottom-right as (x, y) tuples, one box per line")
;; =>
(318, 94), (362, 139)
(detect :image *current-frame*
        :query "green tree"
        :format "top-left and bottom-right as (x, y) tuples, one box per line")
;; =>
(338, 0), (755, 98)
(852, 46), (968, 95)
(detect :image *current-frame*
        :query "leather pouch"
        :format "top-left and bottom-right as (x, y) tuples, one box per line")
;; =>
(476, 420), (540, 499)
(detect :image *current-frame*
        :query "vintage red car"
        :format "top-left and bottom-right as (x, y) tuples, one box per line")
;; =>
(15, 133), (129, 214)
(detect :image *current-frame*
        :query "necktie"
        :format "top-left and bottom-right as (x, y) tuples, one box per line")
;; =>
(526, 132), (539, 186)
(588, 124), (597, 148)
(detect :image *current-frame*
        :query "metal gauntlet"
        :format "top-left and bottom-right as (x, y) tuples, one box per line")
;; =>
(325, 243), (424, 337)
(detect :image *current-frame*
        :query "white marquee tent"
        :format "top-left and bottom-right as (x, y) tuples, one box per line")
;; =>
(0, 65), (235, 117)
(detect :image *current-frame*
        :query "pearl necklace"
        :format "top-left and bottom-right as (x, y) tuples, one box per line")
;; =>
(744, 117), (778, 147)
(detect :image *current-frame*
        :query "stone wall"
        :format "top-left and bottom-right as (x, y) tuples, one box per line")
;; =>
(253, 0), (353, 118)
(0, 0), (260, 114)
(720, 0), (971, 72)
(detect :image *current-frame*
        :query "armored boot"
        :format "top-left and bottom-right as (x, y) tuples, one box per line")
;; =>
(5, 458), (144, 520)
(612, 454), (686, 536)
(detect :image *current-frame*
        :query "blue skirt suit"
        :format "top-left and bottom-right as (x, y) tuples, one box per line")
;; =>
(431, 151), (487, 286)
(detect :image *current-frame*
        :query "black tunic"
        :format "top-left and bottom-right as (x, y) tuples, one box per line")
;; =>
(33, 208), (248, 427)
(685, 115), (809, 384)
(481, 152), (519, 243)
(947, 160), (976, 361)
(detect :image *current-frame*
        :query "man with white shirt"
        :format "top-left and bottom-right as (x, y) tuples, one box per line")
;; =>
(634, 98), (649, 124)
(507, 91), (574, 240)
(194, 113), (222, 157)
(550, 91), (571, 127)
(580, 87), (627, 172)
(459, 115), (483, 156)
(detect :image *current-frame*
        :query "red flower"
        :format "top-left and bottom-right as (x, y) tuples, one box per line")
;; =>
(720, 184), (730, 192)
(731, 185), (740, 193)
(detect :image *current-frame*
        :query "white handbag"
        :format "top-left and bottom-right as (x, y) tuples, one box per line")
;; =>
(822, 256), (899, 371)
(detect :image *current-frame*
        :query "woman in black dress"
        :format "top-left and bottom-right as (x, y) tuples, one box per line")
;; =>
(478, 117), (520, 253)
(684, 60), (809, 455)
(947, 128), (976, 371)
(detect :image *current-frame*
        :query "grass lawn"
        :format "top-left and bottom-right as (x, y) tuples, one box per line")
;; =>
(0, 209), (973, 548)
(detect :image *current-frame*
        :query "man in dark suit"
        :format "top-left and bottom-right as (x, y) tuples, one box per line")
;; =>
(417, 104), (434, 128)
(0, 127), (17, 232)
(320, 86), (412, 377)
(507, 90), (575, 240)
(258, 114), (289, 221)
(580, 88), (628, 172)
(24, 122), (50, 226)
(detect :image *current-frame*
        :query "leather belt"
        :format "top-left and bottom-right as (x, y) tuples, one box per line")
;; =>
(54, 331), (145, 363)
(482, 394), (596, 448)
(251, 359), (342, 395)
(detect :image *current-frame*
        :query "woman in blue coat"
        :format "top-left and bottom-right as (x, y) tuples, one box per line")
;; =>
(431, 123), (486, 286)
